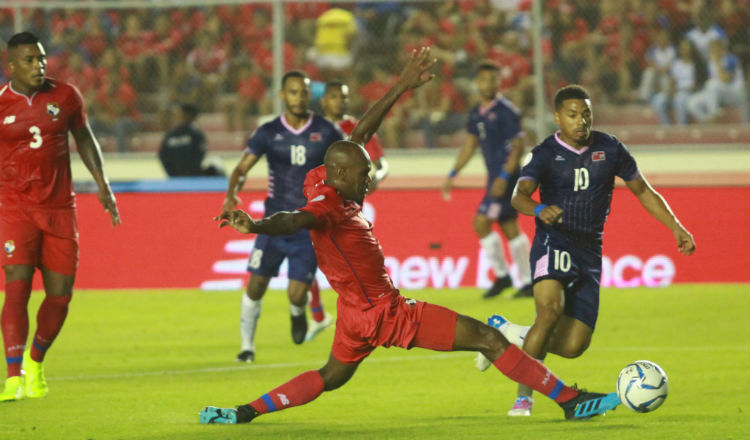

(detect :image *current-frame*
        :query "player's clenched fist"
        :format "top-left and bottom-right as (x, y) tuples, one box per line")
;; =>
(538, 205), (563, 225)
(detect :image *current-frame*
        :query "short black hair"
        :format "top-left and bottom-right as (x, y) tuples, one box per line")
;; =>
(281, 70), (309, 88)
(7, 31), (40, 49)
(554, 85), (590, 110)
(178, 102), (199, 118)
(476, 59), (500, 74)
(324, 80), (347, 94)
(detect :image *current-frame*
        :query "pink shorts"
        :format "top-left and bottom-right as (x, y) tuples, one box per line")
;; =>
(0, 207), (78, 276)
(331, 293), (458, 365)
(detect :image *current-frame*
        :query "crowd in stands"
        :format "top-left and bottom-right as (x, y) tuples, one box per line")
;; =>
(1, 0), (747, 152)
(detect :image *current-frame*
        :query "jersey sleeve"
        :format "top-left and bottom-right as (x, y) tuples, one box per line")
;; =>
(518, 147), (545, 183)
(615, 141), (640, 181)
(245, 126), (268, 156)
(508, 110), (524, 139)
(299, 190), (341, 230)
(66, 84), (87, 130)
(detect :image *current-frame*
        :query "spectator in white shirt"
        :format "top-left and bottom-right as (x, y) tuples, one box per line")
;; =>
(685, 7), (727, 61)
(639, 28), (677, 101)
(688, 39), (748, 123)
(651, 40), (699, 125)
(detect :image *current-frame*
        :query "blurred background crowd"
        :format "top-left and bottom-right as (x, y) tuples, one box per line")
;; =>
(1, 0), (748, 152)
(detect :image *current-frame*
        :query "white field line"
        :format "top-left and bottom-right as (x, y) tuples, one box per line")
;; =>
(50, 346), (749, 382)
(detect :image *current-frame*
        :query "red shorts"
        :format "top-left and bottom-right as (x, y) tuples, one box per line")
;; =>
(331, 293), (458, 365)
(0, 207), (79, 276)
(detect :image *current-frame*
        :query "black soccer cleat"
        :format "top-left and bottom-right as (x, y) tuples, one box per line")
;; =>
(291, 314), (308, 344)
(559, 387), (621, 420)
(512, 284), (534, 299)
(482, 275), (513, 299)
(235, 350), (255, 363)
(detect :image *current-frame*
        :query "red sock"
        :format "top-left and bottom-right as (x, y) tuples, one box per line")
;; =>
(308, 280), (325, 323)
(30, 295), (72, 363)
(493, 345), (578, 403)
(2, 280), (32, 377)
(248, 370), (324, 415)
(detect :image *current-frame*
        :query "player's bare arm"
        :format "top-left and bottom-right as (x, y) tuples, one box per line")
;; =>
(442, 133), (479, 200)
(350, 46), (437, 146)
(223, 152), (260, 215)
(215, 210), (315, 236)
(71, 123), (120, 226)
(490, 136), (526, 198)
(511, 178), (563, 224)
(625, 175), (695, 256)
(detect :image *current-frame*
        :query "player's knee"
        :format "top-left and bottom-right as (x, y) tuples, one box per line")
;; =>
(318, 367), (353, 392)
(558, 337), (590, 359)
(535, 304), (563, 327)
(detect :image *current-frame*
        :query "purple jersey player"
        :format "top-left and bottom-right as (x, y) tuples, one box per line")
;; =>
(222, 71), (344, 364)
(443, 61), (532, 300)
(481, 85), (695, 417)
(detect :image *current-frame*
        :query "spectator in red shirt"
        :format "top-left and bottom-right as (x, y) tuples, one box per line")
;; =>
(225, 62), (271, 133)
(186, 31), (228, 111)
(89, 72), (139, 152)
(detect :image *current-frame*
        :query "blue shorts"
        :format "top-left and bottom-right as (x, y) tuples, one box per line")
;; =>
(247, 230), (317, 283)
(529, 229), (602, 329)
(477, 193), (518, 222)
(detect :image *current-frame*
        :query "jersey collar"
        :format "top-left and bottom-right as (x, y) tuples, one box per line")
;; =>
(281, 111), (314, 135)
(554, 130), (590, 155)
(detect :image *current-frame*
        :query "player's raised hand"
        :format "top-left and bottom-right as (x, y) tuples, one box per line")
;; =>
(441, 177), (453, 201)
(215, 209), (255, 234)
(673, 226), (695, 256)
(98, 185), (121, 227)
(538, 205), (563, 225)
(397, 46), (437, 91)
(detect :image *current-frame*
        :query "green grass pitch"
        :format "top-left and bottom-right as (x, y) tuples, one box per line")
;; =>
(1, 284), (748, 440)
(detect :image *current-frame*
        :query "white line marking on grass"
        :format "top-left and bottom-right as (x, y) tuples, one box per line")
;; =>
(49, 345), (749, 382)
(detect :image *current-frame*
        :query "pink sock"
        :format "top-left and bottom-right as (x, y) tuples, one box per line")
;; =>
(31, 295), (72, 362)
(308, 280), (325, 323)
(493, 345), (578, 403)
(2, 280), (32, 377)
(249, 370), (325, 414)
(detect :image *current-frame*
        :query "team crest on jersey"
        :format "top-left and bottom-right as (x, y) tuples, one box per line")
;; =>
(46, 102), (61, 118)
(592, 151), (606, 161)
(310, 132), (322, 142)
(4, 240), (15, 254)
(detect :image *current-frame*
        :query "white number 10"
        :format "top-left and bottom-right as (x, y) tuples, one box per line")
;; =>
(573, 168), (589, 192)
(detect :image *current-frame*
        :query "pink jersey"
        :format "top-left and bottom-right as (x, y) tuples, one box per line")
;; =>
(336, 116), (385, 161)
(300, 166), (396, 310)
(0, 78), (86, 208)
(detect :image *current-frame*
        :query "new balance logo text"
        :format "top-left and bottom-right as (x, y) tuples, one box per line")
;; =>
(555, 155), (565, 161)
(274, 134), (284, 141)
(3, 115), (16, 125)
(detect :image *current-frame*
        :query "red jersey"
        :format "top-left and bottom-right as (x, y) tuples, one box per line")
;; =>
(0, 78), (86, 208)
(300, 166), (396, 310)
(335, 116), (385, 161)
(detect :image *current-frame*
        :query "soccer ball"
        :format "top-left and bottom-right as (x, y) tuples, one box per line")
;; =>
(616, 360), (669, 412)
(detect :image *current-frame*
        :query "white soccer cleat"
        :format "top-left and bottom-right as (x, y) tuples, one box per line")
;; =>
(474, 352), (492, 372)
(508, 396), (533, 416)
(304, 311), (333, 342)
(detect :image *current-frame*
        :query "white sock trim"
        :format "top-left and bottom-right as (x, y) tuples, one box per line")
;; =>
(508, 233), (532, 284)
(240, 295), (261, 352)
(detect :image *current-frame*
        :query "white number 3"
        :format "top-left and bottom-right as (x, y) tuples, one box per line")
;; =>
(29, 126), (43, 149)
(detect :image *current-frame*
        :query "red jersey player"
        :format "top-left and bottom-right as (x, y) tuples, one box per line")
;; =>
(201, 47), (619, 424)
(321, 80), (389, 189)
(0, 32), (120, 402)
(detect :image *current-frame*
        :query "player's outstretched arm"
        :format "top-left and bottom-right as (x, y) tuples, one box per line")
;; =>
(215, 210), (316, 236)
(72, 123), (121, 226)
(491, 136), (526, 197)
(625, 175), (695, 255)
(442, 134), (478, 200)
(511, 179), (563, 224)
(350, 46), (437, 146)
(223, 152), (260, 215)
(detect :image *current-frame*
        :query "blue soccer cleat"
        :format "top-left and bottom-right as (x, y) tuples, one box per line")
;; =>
(487, 314), (508, 329)
(560, 390), (621, 420)
(200, 404), (258, 424)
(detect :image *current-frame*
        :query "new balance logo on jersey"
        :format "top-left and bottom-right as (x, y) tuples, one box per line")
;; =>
(274, 134), (284, 141)
(593, 151), (606, 161)
(277, 393), (290, 406)
(555, 155), (565, 161)
(3, 115), (15, 125)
